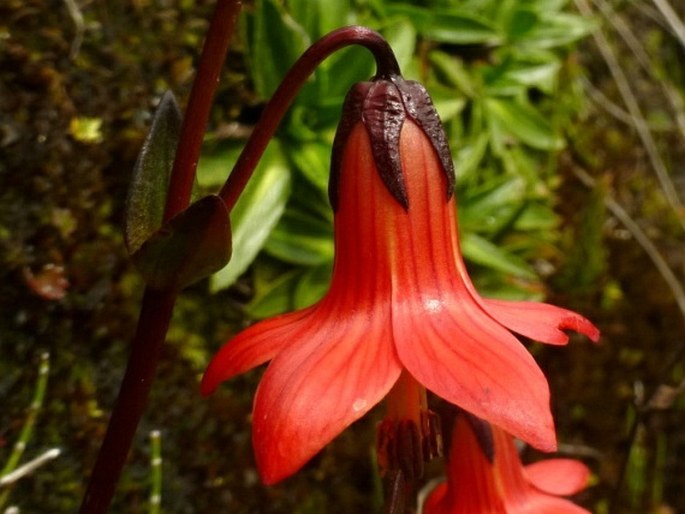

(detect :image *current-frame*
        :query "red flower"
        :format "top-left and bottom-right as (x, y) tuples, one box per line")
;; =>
(201, 76), (599, 484)
(423, 415), (591, 514)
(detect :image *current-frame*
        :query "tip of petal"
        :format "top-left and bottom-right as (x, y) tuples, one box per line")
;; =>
(585, 324), (601, 343)
(559, 313), (600, 343)
(199, 372), (218, 396)
(525, 458), (591, 496)
(516, 419), (557, 454)
(257, 462), (289, 485)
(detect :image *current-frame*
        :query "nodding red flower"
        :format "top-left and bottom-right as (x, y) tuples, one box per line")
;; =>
(201, 74), (599, 484)
(423, 415), (591, 514)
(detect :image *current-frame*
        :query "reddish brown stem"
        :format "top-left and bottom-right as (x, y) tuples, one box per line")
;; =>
(219, 25), (401, 212)
(164, 0), (243, 222)
(79, 2), (241, 513)
(79, 289), (177, 514)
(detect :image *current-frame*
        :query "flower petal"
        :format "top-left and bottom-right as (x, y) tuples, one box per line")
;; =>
(200, 307), (314, 395)
(252, 308), (402, 484)
(515, 494), (591, 514)
(423, 415), (506, 514)
(483, 299), (600, 345)
(524, 459), (591, 496)
(422, 482), (449, 514)
(393, 296), (557, 452)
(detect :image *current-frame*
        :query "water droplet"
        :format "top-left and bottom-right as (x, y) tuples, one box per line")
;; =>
(423, 298), (441, 312)
(352, 399), (367, 412)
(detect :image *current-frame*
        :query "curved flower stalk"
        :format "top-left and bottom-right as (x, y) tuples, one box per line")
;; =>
(423, 415), (591, 514)
(202, 73), (599, 484)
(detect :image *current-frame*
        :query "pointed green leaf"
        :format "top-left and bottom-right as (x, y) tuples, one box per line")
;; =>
(429, 50), (478, 98)
(455, 133), (490, 184)
(288, 0), (353, 39)
(247, 0), (309, 99)
(383, 18), (417, 73)
(246, 269), (301, 319)
(387, 5), (501, 45)
(131, 195), (232, 290)
(264, 207), (334, 266)
(485, 97), (563, 150)
(293, 263), (332, 309)
(461, 232), (536, 279)
(515, 12), (595, 49)
(209, 142), (291, 292)
(124, 91), (182, 254)
(287, 140), (330, 193)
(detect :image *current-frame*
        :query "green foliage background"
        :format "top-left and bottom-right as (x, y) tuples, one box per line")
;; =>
(1, 0), (684, 512)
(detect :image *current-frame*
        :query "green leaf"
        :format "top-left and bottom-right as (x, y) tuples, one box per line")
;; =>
(502, 60), (561, 94)
(515, 12), (594, 49)
(131, 195), (232, 290)
(287, 0), (353, 38)
(503, 7), (539, 41)
(316, 47), (375, 103)
(455, 133), (490, 184)
(485, 97), (563, 150)
(209, 142), (291, 292)
(247, 0), (309, 98)
(195, 144), (241, 188)
(517, 0), (570, 12)
(387, 5), (501, 45)
(287, 140), (331, 193)
(246, 269), (301, 319)
(293, 263), (331, 309)
(383, 18), (417, 73)
(429, 50), (478, 98)
(264, 207), (333, 265)
(461, 232), (536, 279)
(459, 176), (526, 233)
(124, 91), (182, 255)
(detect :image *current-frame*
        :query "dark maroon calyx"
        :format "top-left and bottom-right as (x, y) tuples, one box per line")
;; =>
(329, 75), (456, 211)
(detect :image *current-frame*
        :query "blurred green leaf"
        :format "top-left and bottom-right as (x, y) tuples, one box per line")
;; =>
(124, 91), (181, 255)
(315, 47), (375, 103)
(514, 202), (558, 232)
(502, 59), (561, 93)
(265, 207), (334, 265)
(247, 0), (309, 98)
(209, 142), (291, 292)
(461, 232), (536, 279)
(293, 263), (332, 309)
(514, 12), (594, 49)
(287, 0), (353, 39)
(499, 7), (537, 42)
(287, 140), (330, 193)
(485, 97), (563, 150)
(387, 5), (501, 45)
(455, 133), (490, 184)
(196, 144), (240, 188)
(516, 0), (570, 12)
(132, 195), (232, 290)
(246, 268), (301, 318)
(481, 53), (561, 95)
(429, 51), (478, 98)
(383, 18), (417, 73)
(459, 176), (526, 232)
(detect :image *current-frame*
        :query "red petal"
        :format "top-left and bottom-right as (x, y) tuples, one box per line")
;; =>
(515, 495), (591, 513)
(393, 295), (557, 452)
(200, 307), (314, 395)
(251, 308), (402, 484)
(422, 482), (449, 514)
(524, 459), (591, 496)
(483, 299), (600, 345)
(424, 416), (507, 514)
